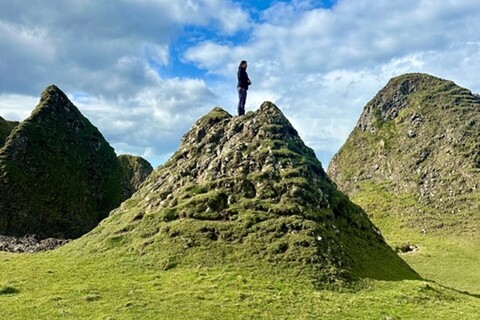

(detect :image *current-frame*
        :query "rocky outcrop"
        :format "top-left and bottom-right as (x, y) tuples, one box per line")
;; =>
(0, 234), (70, 253)
(0, 85), (124, 239)
(83, 102), (418, 284)
(328, 73), (480, 234)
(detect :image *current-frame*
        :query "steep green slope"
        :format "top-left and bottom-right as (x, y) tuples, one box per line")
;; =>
(328, 73), (480, 292)
(0, 116), (18, 147)
(352, 182), (480, 294)
(0, 85), (124, 239)
(329, 73), (480, 235)
(79, 102), (417, 284)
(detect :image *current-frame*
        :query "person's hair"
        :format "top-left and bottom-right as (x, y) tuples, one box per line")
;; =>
(239, 60), (247, 68)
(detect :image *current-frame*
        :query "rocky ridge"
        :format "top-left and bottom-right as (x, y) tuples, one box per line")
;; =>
(328, 73), (480, 234)
(83, 102), (418, 284)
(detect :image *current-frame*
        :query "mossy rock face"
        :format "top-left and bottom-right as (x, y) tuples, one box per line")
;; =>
(0, 85), (125, 239)
(118, 154), (153, 199)
(328, 73), (480, 234)
(84, 101), (418, 285)
(0, 116), (18, 148)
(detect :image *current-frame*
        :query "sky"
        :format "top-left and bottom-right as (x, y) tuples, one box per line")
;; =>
(1, 0), (480, 168)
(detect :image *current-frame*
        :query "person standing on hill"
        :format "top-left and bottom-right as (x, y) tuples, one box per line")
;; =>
(237, 60), (251, 116)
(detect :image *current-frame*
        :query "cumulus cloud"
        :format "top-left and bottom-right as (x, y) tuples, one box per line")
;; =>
(0, 94), (38, 121)
(74, 76), (217, 167)
(0, 0), (249, 96)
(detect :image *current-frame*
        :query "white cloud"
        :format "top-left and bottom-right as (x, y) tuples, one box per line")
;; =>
(0, 94), (38, 121)
(74, 75), (217, 167)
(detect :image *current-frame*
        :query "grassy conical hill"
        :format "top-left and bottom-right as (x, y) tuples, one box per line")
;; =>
(0, 116), (18, 147)
(329, 73), (480, 235)
(0, 85), (124, 239)
(328, 73), (480, 293)
(79, 101), (418, 285)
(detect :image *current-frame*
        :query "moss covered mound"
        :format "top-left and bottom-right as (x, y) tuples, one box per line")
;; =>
(83, 102), (418, 285)
(328, 73), (480, 235)
(0, 116), (18, 148)
(118, 154), (153, 199)
(0, 85), (125, 239)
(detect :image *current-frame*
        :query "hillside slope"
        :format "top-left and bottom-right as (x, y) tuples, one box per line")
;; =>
(79, 101), (418, 284)
(329, 73), (480, 235)
(328, 73), (480, 292)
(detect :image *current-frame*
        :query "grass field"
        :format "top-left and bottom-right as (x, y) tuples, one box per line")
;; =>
(1, 242), (479, 319)
(350, 181), (480, 297)
(2, 180), (480, 319)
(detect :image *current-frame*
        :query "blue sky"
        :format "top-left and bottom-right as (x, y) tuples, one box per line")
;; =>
(1, 0), (480, 168)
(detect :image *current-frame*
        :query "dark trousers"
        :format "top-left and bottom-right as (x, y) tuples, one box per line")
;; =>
(237, 87), (247, 116)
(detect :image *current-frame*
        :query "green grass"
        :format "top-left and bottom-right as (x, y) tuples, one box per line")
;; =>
(351, 181), (480, 295)
(0, 247), (479, 319)
(372, 214), (480, 295)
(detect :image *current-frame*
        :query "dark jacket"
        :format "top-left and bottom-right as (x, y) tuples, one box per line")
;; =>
(237, 67), (251, 90)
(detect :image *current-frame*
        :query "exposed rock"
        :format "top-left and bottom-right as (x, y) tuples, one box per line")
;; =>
(395, 243), (419, 254)
(0, 234), (69, 253)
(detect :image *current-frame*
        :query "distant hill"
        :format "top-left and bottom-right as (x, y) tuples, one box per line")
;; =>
(0, 116), (18, 147)
(328, 73), (480, 235)
(0, 85), (151, 239)
(118, 154), (153, 199)
(81, 102), (418, 285)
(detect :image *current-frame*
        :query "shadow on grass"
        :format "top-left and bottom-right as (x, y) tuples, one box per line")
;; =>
(0, 286), (20, 295)
(427, 280), (480, 299)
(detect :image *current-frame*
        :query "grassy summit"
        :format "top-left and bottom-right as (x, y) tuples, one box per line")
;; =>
(79, 101), (417, 285)
(328, 73), (480, 292)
